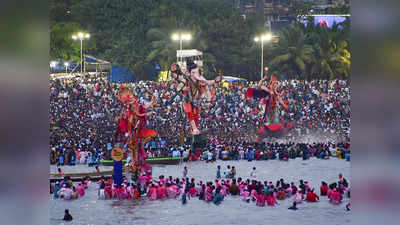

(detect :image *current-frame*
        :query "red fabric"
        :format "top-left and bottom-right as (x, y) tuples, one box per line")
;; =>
(266, 195), (277, 206)
(117, 118), (129, 134)
(186, 107), (199, 126)
(306, 192), (319, 202)
(246, 88), (254, 98)
(257, 126), (266, 134)
(139, 129), (156, 138)
(196, 150), (201, 158)
(277, 191), (286, 200)
(266, 123), (284, 131)
(270, 75), (277, 84)
(320, 185), (329, 196)
(255, 151), (261, 160)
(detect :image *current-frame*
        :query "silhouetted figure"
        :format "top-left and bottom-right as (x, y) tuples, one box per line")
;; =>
(288, 202), (298, 210)
(63, 209), (73, 221)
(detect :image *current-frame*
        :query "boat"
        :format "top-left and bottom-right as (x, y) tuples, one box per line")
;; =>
(49, 169), (113, 183)
(100, 157), (181, 166)
(145, 157), (181, 165)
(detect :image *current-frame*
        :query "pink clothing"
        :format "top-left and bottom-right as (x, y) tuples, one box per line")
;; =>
(167, 185), (179, 198)
(239, 184), (246, 193)
(293, 192), (303, 203)
(125, 186), (133, 199)
(305, 183), (311, 192)
(156, 186), (167, 199)
(222, 185), (229, 195)
(250, 189), (258, 201)
(148, 187), (157, 200)
(327, 189), (333, 199)
(330, 191), (342, 204)
(241, 191), (250, 201)
(139, 176), (148, 188)
(76, 151), (81, 162)
(159, 178), (166, 186)
(76, 185), (85, 197)
(206, 191), (213, 202)
(285, 187), (292, 197)
(189, 187), (196, 198)
(111, 186), (117, 198)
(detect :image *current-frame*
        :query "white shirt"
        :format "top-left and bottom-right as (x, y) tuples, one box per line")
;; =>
(207, 151), (213, 160)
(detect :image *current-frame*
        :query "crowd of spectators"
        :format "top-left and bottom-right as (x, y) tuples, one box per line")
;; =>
(147, 141), (350, 162)
(50, 76), (350, 164)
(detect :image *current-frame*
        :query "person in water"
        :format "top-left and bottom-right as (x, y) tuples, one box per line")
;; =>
(306, 189), (319, 202)
(346, 202), (351, 211)
(63, 209), (73, 221)
(224, 165), (231, 178)
(216, 165), (221, 179)
(250, 167), (257, 178)
(53, 181), (60, 199)
(182, 189), (187, 204)
(288, 202), (298, 210)
(213, 186), (223, 205)
(230, 179), (239, 195)
(230, 166), (236, 178)
(183, 166), (188, 178)
(320, 181), (329, 196)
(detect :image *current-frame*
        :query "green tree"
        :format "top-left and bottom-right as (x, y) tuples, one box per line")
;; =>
(269, 25), (313, 79)
(49, 0), (350, 80)
(145, 0), (258, 79)
(50, 22), (81, 61)
(71, 0), (159, 79)
(307, 23), (350, 79)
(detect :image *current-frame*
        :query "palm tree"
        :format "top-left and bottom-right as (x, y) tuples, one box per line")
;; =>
(144, 28), (177, 71)
(269, 25), (313, 79)
(308, 23), (350, 79)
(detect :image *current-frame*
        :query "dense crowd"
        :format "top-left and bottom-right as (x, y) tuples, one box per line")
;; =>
(50, 76), (350, 164)
(151, 141), (350, 162)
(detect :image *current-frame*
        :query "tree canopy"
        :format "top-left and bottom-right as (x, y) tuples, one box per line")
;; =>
(50, 0), (350, 80)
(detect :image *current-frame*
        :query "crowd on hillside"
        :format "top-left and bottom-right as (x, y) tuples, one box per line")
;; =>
(50, 76), (350, 164)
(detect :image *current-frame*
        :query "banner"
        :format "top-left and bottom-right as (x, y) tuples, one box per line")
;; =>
(113, 160), (123, 188)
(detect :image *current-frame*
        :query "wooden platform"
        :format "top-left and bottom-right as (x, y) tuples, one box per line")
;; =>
(100, 157), (181, 166)
(49, 169), (113, 182)
(50, 158), (181, 183)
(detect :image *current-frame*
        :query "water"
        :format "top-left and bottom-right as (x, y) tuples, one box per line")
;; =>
(50, 158), (350, 225)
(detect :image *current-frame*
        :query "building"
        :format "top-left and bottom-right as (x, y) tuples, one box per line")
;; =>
(231, 0), (349, 31)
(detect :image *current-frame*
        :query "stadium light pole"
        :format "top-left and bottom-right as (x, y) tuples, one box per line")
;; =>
(64, 62), (69, 74)
(254, 33), (272, 79)
(171, 33), (192, 64)
(72, 32), (90, 75)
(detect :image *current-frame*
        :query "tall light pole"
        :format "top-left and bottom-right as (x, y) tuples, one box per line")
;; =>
(254, 33), (272, 79)
(72, 32), (90, 75)
(171, 33), (192, 64)
(64, 62), (69, 74)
